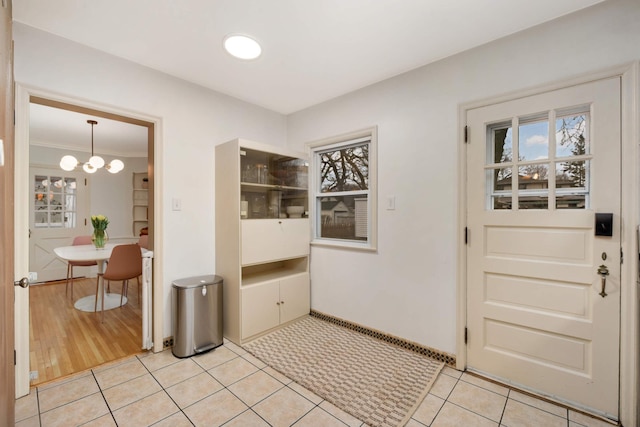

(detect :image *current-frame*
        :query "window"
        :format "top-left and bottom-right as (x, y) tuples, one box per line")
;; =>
(33, 174), (78, 228)
(309, 127), (377, 250)
(487, 108), (590, 210)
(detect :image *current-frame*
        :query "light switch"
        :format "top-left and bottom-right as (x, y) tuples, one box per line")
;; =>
(172, 198), (182, 211)
(387, 196), (395, 210)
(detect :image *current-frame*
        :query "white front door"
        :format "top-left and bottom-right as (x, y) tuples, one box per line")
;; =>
(29, 167), (91, 282)
(466, 77), (621, 419)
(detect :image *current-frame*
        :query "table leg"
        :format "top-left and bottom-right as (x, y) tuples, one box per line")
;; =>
(97, 259), (106, 323)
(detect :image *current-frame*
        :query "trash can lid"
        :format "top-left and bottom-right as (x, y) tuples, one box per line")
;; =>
(172, 274), (223, 289)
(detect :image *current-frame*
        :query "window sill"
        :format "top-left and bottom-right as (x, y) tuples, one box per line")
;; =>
(311, 238), (377, 252)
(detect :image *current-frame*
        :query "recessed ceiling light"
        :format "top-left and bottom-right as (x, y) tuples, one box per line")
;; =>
(223, 34), (262, 60)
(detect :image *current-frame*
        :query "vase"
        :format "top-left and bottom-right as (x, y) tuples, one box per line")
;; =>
(92, 229), (108, 249)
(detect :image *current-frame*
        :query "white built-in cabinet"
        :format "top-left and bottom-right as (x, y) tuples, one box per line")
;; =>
(215, 138), (310, 345)
(132, 172), (148, 236)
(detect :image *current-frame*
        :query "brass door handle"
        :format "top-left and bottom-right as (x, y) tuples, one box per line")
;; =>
(597, 264), (609, 298)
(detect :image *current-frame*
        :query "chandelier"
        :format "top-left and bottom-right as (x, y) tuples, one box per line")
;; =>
(59, 119), (124, 174)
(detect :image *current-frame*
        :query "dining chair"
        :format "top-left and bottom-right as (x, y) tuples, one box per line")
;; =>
(66, 235), (97, 300)
(100, 244), (142, 310)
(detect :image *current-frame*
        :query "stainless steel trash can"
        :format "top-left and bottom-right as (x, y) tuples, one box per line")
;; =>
(172, 274), (223, 358)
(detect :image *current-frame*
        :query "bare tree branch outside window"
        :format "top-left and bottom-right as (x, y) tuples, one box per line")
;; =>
(320, 144), (369, 192)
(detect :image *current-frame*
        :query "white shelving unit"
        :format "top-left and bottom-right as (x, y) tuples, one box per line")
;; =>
(132, 172), (148, 236)
(215, 138), (310, 345)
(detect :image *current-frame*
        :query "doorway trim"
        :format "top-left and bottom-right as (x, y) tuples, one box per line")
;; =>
(14, 83), (165, 397)
(456, 62), (639, 426)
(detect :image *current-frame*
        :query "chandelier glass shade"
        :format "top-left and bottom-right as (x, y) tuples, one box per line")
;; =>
(59, 119), (124, 174)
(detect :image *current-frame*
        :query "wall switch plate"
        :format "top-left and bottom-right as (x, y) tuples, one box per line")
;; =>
(172, 198), (182, 211)
(386, 196), (396, 210)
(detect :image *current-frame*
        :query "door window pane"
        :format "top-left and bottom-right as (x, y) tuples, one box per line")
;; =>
(518, 119), (549, 161)
(556, 160), (588, 188)
(490, 123), (512, 164)
(34, 175), (78, 228)
(489, 167), (512, 210)
(556, 114), (588, 158)
(518, 195), (549, 210)
(556, 160), (588, 209)
(518, 164), (549, 189)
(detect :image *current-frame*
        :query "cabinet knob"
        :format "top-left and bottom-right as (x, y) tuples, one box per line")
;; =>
(280, 300), (285, 304)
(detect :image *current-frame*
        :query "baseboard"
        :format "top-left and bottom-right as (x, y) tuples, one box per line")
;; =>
(310, 310), (456, 367)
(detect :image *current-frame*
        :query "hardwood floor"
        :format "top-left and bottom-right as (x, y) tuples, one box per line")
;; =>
(29, 277), (144, 386)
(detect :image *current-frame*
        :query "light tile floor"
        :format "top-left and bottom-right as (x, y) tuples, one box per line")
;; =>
(15, 340), (616, 427)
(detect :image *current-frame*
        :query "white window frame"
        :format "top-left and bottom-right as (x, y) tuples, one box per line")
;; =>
(307, 126), (377, 251)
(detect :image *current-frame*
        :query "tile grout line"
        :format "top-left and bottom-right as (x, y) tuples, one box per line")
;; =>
(428, 374), (460, 425)
(136, 353), (197, 426)
(498, 388), (510, 426)
(90, 367), (119, 426)
(36, 386), (42, 427)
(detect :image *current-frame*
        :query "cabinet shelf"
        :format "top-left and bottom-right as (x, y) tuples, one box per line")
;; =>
(242, 258), (308, 286)
(132, 172), (148, 236)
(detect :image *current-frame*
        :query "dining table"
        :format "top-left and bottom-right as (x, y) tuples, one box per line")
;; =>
(54, 243), (129, 320)
(54, 242), (154, 346)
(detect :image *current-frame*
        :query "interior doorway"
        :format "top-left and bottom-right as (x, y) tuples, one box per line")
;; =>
(26, 96), (155, 386)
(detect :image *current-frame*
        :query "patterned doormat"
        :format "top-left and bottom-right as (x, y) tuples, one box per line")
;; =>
(243, 316), (444, 427)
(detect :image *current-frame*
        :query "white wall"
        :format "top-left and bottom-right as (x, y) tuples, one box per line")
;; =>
(14, 23), (288, 336)
(30, 145), (147, 239)
(287, 0), (640, 354)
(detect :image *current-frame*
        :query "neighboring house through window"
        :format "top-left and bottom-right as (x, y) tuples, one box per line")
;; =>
(308, 127), (377, 250)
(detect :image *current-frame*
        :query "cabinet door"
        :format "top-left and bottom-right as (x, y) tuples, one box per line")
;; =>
(241, 219), (309, 265)
(279, 273), (310, 325)
(241, 280), (280, 339)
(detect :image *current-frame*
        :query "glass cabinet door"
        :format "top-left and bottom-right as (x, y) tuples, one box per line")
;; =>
(240, 148), (308, 219)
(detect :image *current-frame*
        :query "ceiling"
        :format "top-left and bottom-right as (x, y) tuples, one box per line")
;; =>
(29, 103), (149, 157)
(14, 0), (606, 153)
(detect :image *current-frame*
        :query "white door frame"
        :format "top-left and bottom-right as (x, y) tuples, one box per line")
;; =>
(14, 83), (166, 397)
(456, 62), (639, 427)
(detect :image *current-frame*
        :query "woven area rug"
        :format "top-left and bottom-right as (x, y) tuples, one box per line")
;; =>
(243, 316), (444, 427)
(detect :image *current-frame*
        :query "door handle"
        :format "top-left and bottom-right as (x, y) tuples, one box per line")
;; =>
(597, 264), (609, 298)
(14, 277), (29, 288)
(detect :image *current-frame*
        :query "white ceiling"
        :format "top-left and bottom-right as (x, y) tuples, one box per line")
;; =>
(29, 103), (149, 157)
(14, 0), (606, 152)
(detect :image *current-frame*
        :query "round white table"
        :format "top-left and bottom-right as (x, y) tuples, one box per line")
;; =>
(53, 243), (127, 318)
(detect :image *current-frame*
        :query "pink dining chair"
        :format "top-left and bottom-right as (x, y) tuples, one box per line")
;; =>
(100, 243), (143, 310)
(66, 235), (97, 300)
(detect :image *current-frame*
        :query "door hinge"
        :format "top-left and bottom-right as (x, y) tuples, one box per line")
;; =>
(14, 350), (16, 365)
(620, 248), (623, 264)
(464, 126), (469, 143)
(464, 227), (469, 245)
(464, 327), (468, 344)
